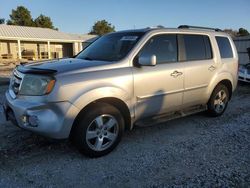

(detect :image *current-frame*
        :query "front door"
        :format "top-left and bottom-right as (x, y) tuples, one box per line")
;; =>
(132, 34), (184, 119)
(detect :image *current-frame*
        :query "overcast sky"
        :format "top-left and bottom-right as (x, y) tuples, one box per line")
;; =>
(0, 0), (249, 34)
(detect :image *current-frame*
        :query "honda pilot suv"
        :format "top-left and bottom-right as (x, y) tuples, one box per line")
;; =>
(2, 25), (238, 157)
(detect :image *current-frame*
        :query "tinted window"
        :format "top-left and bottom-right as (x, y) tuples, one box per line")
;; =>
(216, 36), (233, 58)
(183, 34), (212, 61)
(76, 32), (145, 61)
(139, 34), (177, 64)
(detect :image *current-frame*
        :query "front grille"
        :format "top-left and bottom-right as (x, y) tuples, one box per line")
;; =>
(10, 69), (23, 95)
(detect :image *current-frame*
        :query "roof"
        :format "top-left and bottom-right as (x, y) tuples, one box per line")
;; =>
(67, 33), (98, 43)
(0, 24), (97, 42)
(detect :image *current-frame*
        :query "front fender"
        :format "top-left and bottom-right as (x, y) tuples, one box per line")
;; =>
(73, 86), (133, 115)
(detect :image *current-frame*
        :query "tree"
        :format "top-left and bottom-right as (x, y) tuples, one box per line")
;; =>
(6, 6), (57, 29)
(7, 6), (34, 26)
(238, 28), (249, 36)
(34, 14), (55, 29)
(0, 18), (5, 24)
(89, 20), (115, 36)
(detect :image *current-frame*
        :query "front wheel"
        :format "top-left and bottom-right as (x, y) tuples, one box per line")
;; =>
(72, 102), (124, 158)
(207, 84), (229, 117)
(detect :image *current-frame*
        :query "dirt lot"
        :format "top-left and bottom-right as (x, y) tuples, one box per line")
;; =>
(0, 82), (249, 187)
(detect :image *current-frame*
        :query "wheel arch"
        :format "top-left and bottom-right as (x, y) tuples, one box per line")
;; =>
(207, 71), (235, 102)
(208, 78), (233, 102)
(70, 97), (132, 138)
(92, 97), (132, 131)
(217, 79), (233, 100)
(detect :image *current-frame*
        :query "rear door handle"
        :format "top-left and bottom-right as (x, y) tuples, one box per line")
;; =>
(208, 65), (216, 71)
(171, 70), (183, 78)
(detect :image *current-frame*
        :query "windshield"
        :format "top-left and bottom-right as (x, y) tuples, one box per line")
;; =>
(76, 32), (145, 61)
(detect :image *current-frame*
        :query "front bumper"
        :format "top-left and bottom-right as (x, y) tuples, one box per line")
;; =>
(4, 90), (80, 139)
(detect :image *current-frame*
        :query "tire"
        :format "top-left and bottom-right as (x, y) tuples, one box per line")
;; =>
(207, 84), (229, 117)
(72, 102), (124, 158)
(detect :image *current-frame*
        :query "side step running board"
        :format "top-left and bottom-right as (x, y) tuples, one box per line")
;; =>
(135, 105), (207, 127)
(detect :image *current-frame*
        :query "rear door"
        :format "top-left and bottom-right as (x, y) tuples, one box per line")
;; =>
(179, 34), (216, 107)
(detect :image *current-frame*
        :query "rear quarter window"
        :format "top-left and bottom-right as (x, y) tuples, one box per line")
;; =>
(215, 36), (233, 58)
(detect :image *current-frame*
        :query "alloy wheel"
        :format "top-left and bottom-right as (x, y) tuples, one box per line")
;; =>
(86, 114), (119, 151)
(213, 89), (227, 113)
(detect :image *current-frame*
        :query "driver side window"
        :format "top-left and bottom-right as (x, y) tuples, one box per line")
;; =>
(139, 34), (178, 64)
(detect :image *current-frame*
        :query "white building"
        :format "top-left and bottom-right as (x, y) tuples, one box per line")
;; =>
(234, 35), (250, 65)
(0, 24), (97, 60)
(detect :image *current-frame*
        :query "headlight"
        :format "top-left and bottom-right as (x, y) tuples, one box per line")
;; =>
(19, 74), (56, 96)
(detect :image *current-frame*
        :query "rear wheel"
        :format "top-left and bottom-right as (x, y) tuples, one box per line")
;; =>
(207, 84), (229, 117)
(72, 102), (124, 157)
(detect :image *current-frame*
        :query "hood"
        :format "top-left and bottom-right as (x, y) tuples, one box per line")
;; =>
(18, 58), (114, 74)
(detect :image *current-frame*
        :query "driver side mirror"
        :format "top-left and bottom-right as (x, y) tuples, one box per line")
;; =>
(138, 55), (156, 66)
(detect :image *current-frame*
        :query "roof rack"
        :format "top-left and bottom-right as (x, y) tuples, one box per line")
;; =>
(178, 25), (222, 32)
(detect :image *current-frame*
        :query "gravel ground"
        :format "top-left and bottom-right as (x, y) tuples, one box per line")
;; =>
(0, 83), (249, 187)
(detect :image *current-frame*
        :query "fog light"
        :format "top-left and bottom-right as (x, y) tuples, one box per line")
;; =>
(21, 115), (28, 125)
(28, 115), (39, 127)
(21, 115), (38, 127)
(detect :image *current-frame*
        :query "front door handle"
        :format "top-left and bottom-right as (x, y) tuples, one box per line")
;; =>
(171, 70), (183, 78)
(208, 65), (216, 71)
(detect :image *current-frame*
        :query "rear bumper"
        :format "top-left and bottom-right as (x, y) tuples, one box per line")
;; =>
(4, 90), (80, 139)
(238, 72), (250, 83)
(238, 76), (250, 83)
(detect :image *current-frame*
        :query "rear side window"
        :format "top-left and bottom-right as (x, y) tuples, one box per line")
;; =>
(139, 34), (178, 64)
(183, 34), (212, 61)
(216, 36), (233, 58)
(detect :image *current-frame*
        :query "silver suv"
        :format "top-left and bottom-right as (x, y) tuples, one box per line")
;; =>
(2, 25), (238, 157)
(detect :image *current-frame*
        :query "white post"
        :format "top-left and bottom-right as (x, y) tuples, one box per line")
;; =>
(79, 42), (83, 51)
(47, 41), (51, 59)
(17, 40), (22, 59)
(73, 42), (78, 56)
